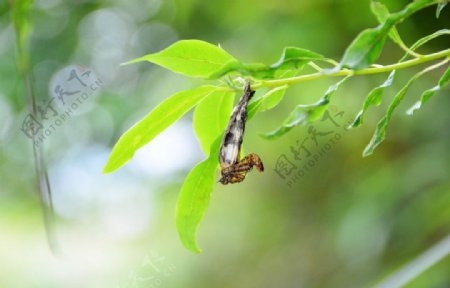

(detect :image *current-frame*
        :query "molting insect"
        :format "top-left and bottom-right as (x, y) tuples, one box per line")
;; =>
(219, 80), (264, 184)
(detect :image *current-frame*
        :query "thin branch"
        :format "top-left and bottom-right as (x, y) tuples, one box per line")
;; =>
(252, 49), (450, 89)
(374, 234), (450, 288)
(12, 0), (59, 254)
(307, 62), (323, 72)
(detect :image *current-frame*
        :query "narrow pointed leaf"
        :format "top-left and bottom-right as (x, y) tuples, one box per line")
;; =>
(103, 86), (220, 173)
(370, 1), (413, 55)
(350, 71), (395, 128)
(176, 137), (221, 253)
(193, 90), (235, 155)
(438, 65), (450, 86)
(364, 60), (448, 156)
(341, 26), (386, 69)
(241, 47), (324, 79)
(370, 1), (399, 42)
(407, 65), (450, 115)
(436, 2), (447, 18)
(271, 47), (324, 69)
(350, 29), (450, 128)
(407, 29), (450, 54)
(363, 81), (414, 157)
(340, 27), (388, 69)
(262, 76), (350, 139)
(122, 40), (241, 79)
(341, 0), (436, 69)
(248, 85), (288, 119)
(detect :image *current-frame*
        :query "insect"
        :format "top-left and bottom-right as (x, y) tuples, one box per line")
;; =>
(219, 80), (264, 184)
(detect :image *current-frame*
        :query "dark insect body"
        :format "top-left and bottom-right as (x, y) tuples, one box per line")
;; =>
(219, 80), (264, 184)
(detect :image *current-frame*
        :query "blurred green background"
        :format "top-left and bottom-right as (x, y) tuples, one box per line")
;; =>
(0, 0), (449, 287)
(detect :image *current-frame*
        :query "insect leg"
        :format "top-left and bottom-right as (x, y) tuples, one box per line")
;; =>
(234, 153), (264, 173)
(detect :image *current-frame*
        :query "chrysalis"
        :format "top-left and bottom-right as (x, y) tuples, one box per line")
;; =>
(218, 80), (264, 184)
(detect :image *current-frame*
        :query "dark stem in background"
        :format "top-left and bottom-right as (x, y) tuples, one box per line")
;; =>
(11, 0), (59, 254)
(23, 72), (59, 254)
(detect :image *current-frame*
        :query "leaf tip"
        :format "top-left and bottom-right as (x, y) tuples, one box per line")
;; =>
(406, 102), (420, 116)
(347, 122), (357, 130)
(120, 59), (137, 66)
(259, 131), (278, 140)
(179, 236), (202, 253)
(102, 161), (116, 174)
(348, 112), (363, 129)
(176, 221), (204, 254)
(120, 56), (148, 66)
(191, 246), (202, 254)
(119, 61), (130, 66)
(436, 3), (447, 18)
(362, 146), (374, 157)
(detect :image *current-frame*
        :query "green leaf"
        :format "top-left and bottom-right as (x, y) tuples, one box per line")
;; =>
(370, 1), (399, 42)
(438, 65), (450, 86)
(272, 47), (324, 69)
(350, 29), (450, 128)
(407, 65), (450, 115)
(122, 40), (241, 79)
(103, 86), (221, 173)
(407, 29), (450, 54)
(363, 60), (448, 156)
(193, 90), (235, 155)
(176, 137), (221, 253)
(436, 2), (447, 18)
(341, 0), (436, 69)
(363, 84), (413, 157)
(370, 0), (417, 57)
(247, 85), (288, 119)
(370, 0), (390, 20)
(350, 70), (395, 128)
(241, 47), (324, 79)
(340, 27), (388, 69)
(262, 76), (350, 139)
